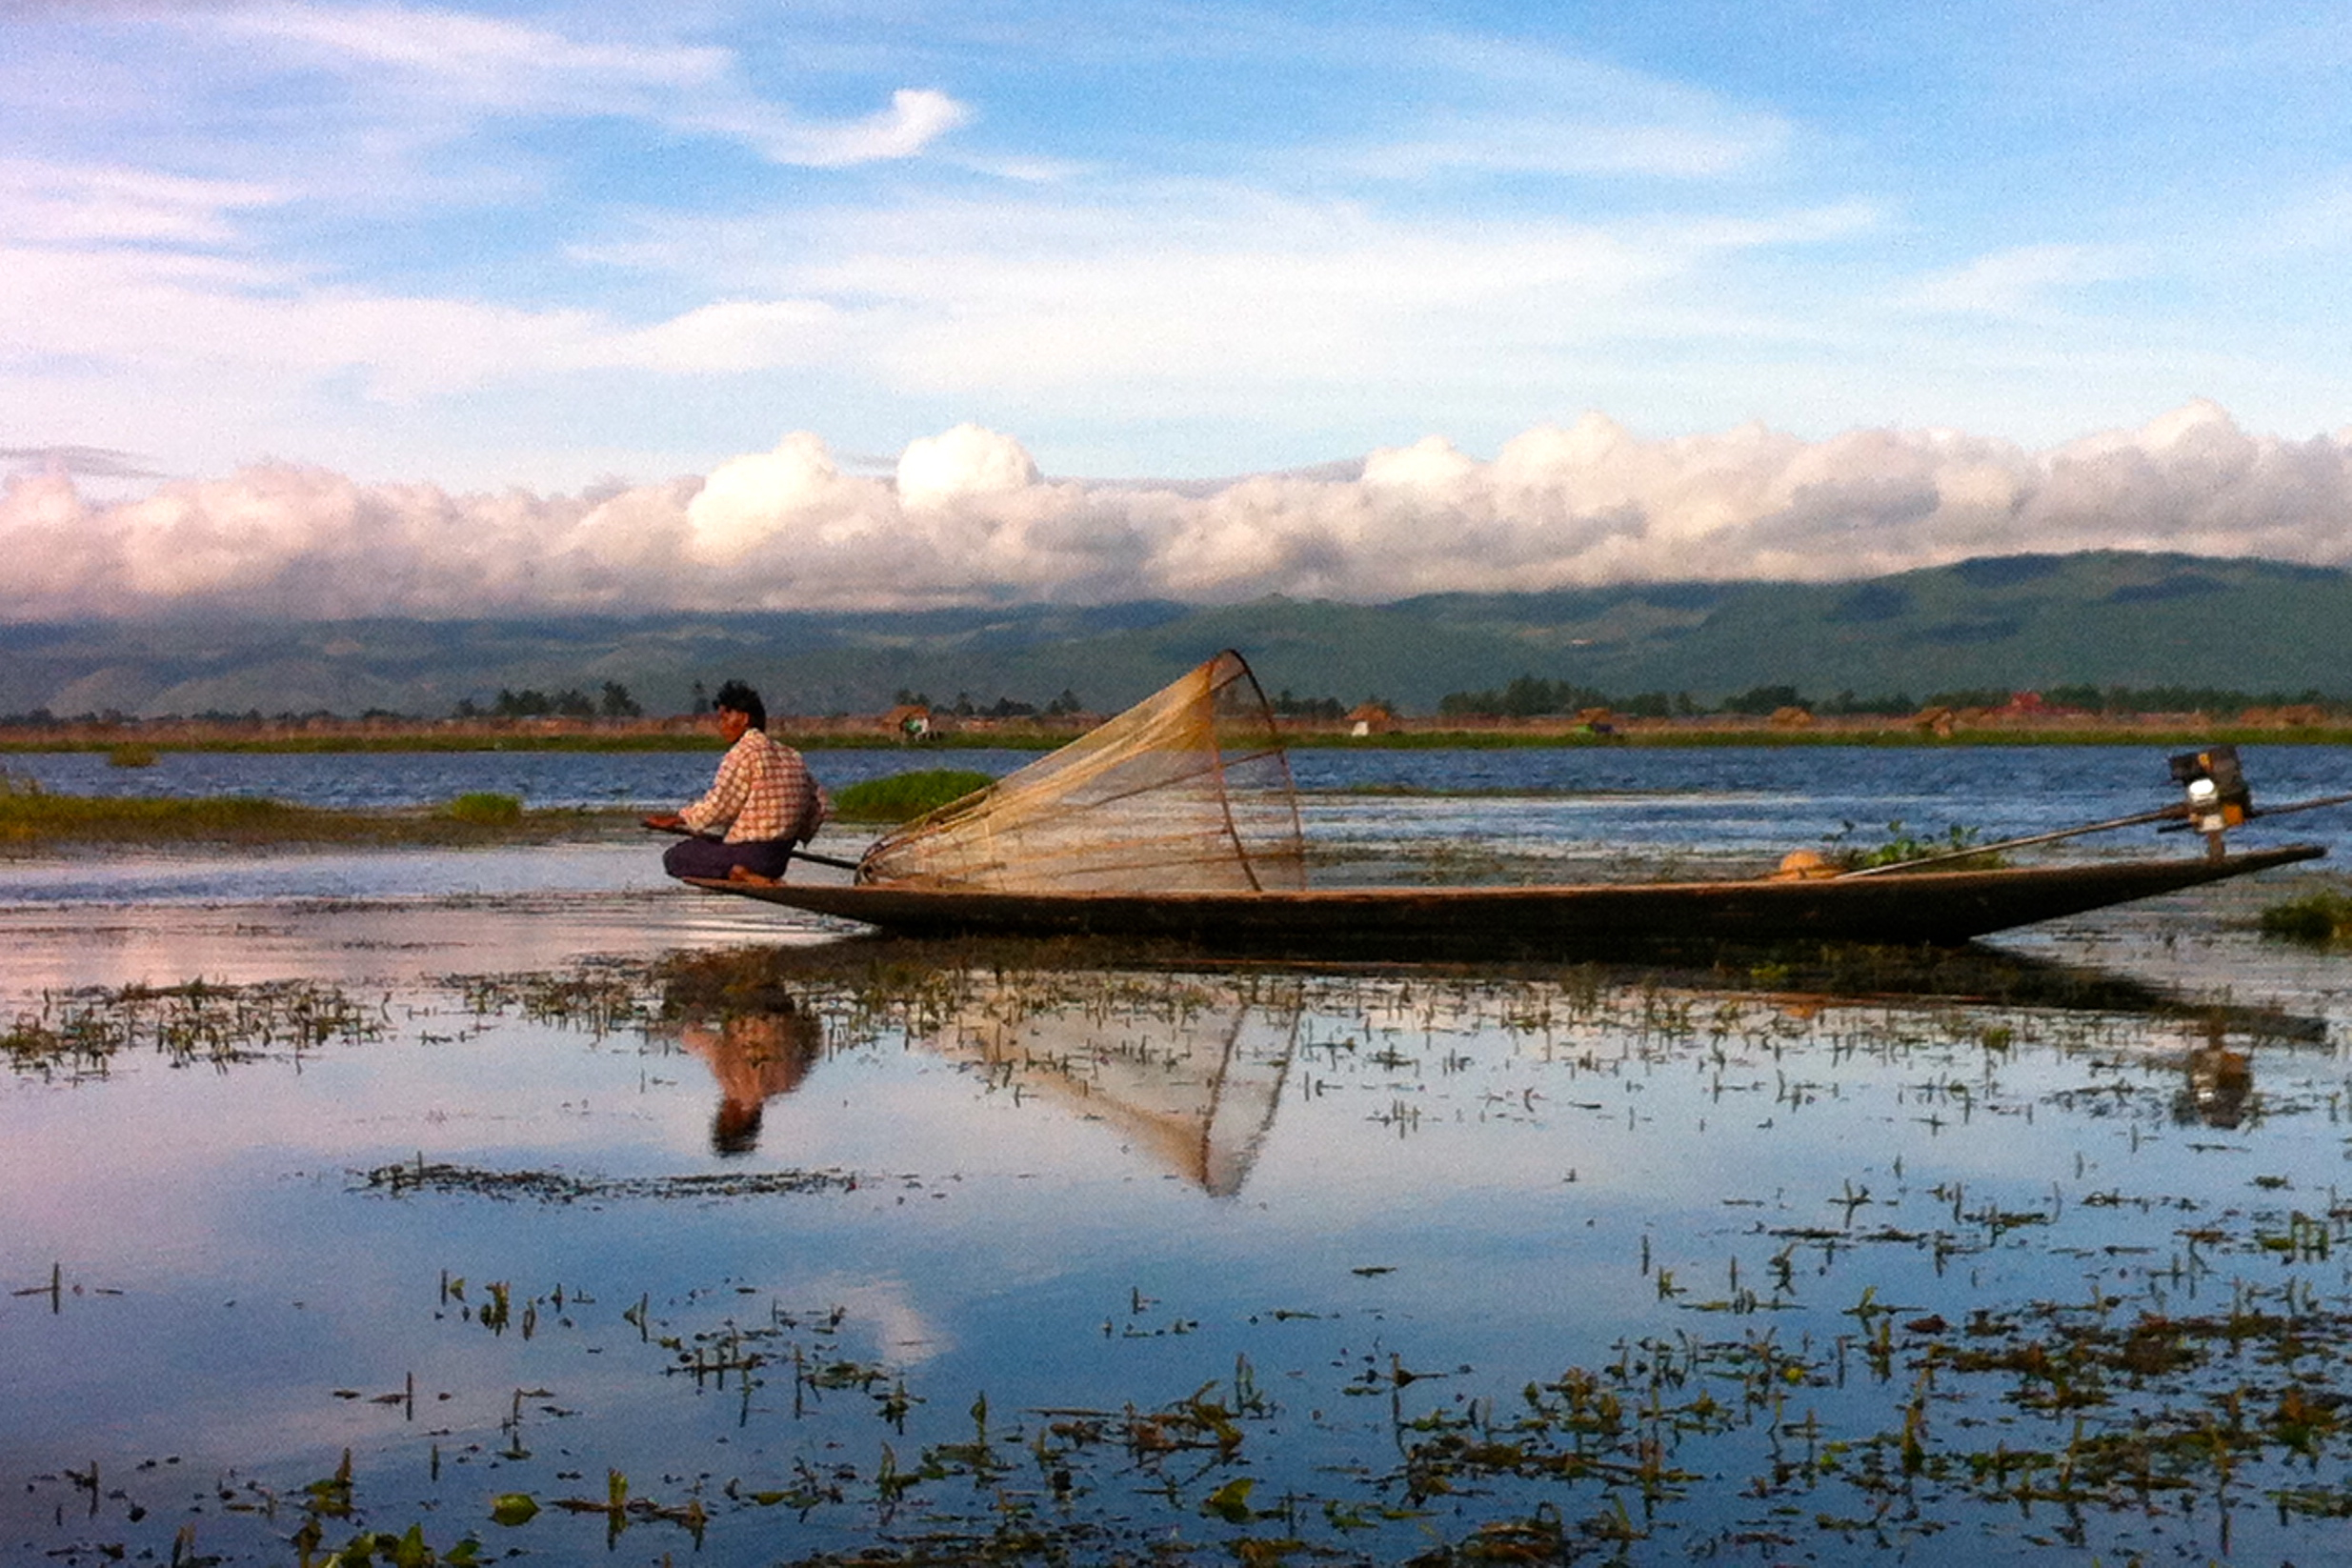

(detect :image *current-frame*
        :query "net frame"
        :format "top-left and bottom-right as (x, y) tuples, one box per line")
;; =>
(856, 650), (1306, 893)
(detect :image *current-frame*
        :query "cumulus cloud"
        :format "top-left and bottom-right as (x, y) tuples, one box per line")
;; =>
(896, 424), (1041, 508)
(4, 401), (2349, 620)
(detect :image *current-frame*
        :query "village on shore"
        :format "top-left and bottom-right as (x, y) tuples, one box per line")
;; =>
(4, 688), (2350, 753)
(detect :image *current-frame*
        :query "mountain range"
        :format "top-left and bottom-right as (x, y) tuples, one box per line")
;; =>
(3, 550), (2345, 720)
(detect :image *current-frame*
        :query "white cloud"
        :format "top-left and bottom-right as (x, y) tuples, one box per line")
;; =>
(1904, 243), (2135, 316)
(215, 2), (731, 103)
(686, 432), (878, 561)
(6, 403), (2348, 620)
(590, 299), (842, 375)
(692, 88), (975, 170)
(1347, 112), (1785, 182)
(895, 423), (1042, 508)
(199, 2), (969, 169)
(1330, 30), (1792, 180)
(0, 159), (285, 245)
(7, 172), (1865, 451)
(581, 186), (1876, 410)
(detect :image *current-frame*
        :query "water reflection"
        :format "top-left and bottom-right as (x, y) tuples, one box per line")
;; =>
(2177, 1020), (2256, 1128)
(9, 944), (2352, 1565)
(915, 978), (1300, 1196)
(669, 1004), (825, 1156)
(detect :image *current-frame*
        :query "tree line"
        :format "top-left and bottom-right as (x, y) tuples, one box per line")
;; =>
(1436, 675), (2352, 720)
(891, 688), (1088, 719)
(453, 682), (643, 720)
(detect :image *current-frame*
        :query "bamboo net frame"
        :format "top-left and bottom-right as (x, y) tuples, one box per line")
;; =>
(856, 650), (1306, 893)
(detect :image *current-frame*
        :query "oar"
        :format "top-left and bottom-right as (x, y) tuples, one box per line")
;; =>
(2157, 789), (2352, 834)
(641, 819), (864, 874)
(1837, 788), (2352, 878)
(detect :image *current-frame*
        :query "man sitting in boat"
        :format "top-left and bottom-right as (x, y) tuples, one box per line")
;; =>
(642, 679), (829, 882)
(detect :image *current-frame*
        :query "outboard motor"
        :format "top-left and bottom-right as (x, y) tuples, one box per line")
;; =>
(2170, 745), (2251, 858)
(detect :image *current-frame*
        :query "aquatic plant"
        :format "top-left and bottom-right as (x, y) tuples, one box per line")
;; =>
(436, 791), (522, 826)
(830, 768), (996, 822)
(0, 783), (622, 848)
(1827, 818), (2002, 870)
(4, 978), (383, 1076)
(452, 965), (651, 1035)
(0, 777), (326, 847)
(2259, 887), (2352, 944)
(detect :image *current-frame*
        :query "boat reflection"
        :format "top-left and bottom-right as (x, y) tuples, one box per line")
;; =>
(915, 977), (1303, 1196)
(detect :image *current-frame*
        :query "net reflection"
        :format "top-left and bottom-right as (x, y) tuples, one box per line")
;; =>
(917, 977), (1303, 1196)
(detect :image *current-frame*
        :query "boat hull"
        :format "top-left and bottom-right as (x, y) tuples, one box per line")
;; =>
(693, 845), (2325, 957)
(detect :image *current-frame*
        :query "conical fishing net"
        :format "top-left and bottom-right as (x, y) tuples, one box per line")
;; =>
(857, 650), (1306, 893)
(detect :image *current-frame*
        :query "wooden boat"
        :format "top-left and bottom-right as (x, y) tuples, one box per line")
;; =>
(682, 653), (2338, 958)
(693, 843), (2325, 958)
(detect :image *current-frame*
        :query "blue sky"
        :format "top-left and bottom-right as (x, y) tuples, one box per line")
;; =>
(2, 1), (2349, 613)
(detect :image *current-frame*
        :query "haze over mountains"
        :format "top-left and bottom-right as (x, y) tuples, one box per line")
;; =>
(4, 551), (2344, 721)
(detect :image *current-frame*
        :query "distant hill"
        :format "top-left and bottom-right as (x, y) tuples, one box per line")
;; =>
(3, 551), (2348, 719)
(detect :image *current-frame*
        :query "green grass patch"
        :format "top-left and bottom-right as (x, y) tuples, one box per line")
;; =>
(106, 743), (159, 768)
(831, 769), (996, 823)
(2260, 889), (2352, 944)
(0, 771), (620, 850)
(439, 791), (524, 826)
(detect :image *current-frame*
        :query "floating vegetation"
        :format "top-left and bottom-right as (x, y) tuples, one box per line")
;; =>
(3, 978), (383, 1077)
(449, 963), (652, 1035)
(0, 775), (622, 849)
(1826, 817), (2003, 870)
(2259, 886), (2352, 944)
(434, 790), (522, 826)
(0, 774), (323, 846)
(361, 1156), (873, 1202)
(830, 768), (996, 822)
(103, 743), (157, 769)
(138, 1243), (2352, 1565)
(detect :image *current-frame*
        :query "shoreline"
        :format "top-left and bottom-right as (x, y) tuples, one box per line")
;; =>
(9, 714), (2352, 754)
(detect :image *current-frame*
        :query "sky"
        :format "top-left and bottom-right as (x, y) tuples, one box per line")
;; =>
(4, 0), (2351, 616)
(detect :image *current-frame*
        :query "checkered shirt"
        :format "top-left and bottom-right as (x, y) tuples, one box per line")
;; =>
(681, 729), (829, 844)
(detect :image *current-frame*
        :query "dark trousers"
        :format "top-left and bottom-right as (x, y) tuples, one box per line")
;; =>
(662, 835), (795, 880)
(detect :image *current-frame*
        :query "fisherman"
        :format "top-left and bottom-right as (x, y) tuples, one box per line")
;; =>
(642, 679), (829, 882)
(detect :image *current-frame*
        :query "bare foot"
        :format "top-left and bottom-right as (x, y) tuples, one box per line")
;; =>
(727, 864), (778, 885)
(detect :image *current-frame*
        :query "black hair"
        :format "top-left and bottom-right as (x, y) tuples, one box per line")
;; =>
(712, 1098), (762, 1156)
(712, 679), (766, 731)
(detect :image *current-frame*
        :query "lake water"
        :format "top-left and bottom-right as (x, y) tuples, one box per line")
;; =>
(7, 745), (2352, 1565)
(9, 740), (2352, 902)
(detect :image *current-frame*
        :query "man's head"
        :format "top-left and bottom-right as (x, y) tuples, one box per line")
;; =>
(713, 679), (766, 732)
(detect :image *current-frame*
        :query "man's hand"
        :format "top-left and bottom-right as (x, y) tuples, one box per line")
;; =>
(642, 813), (686, 832)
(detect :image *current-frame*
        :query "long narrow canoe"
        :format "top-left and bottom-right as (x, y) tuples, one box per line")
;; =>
(692, 843), (2324, 957)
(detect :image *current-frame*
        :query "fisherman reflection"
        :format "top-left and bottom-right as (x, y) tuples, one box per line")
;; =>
(2173, 1022), (2253, 1130)
(675, 1003), (824, 1156)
